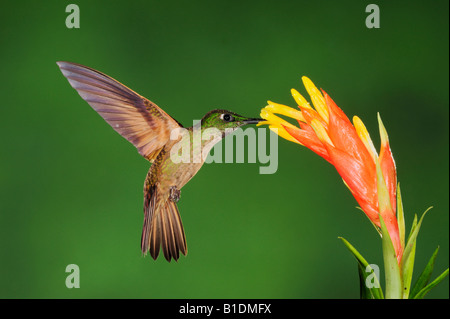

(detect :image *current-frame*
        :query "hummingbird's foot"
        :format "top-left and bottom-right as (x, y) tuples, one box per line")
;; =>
(169, 186), (181, 203)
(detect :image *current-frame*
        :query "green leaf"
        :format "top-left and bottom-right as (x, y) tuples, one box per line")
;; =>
(401, 239), (416, 298)
(401, 208), (432, 277)
(413, 268), (449, 299)
(375, 160), (402, 299)
(396, 184), (414, 299)
(396, 183), (405, 250)
(410, 246), (440, 299)
(406, 214), (418, 244)
(339, 237), (384, 299)
(379, 213), (403, 299)
(358, 263), (372, 299)
(399, 207), (432, 298)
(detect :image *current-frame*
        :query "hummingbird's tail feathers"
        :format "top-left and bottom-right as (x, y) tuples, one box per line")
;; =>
(152, 200), (187, 262)
(162, 199), (188, 260)
(141, 185), (187, 262)
(56, 61), (182, 162)
(141, 184), (157, 257)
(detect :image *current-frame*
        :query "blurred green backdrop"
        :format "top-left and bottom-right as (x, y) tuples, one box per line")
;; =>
(0, 0), (448, 298)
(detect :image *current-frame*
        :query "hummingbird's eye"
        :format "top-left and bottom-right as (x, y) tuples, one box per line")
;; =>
(221, 113), (234, 122)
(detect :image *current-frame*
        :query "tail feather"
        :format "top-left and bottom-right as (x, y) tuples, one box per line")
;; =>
(166, 200), (187, 256)
(150, 211), (161, 259)
(161, 203), (178, 260)
(141, 185), (187, 262)
(141, 184), (156, 255)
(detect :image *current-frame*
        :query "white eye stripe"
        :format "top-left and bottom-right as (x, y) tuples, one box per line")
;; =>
(220, 113), (234, 122)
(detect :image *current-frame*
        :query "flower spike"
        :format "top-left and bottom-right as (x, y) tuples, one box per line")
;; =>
(259, 77), (402, 263)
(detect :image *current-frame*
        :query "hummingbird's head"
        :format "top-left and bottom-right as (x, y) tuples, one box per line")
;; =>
(200, 109), (263, 136)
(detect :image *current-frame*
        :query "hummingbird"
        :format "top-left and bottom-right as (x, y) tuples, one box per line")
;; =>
(57, 62), (262, 262)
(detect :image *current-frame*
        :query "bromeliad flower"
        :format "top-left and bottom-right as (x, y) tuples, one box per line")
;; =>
(259, 77), (448, 299)
(259, 77), (402, 263)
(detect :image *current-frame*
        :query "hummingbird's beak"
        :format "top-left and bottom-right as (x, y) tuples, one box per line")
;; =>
(242, 118), (264, 125)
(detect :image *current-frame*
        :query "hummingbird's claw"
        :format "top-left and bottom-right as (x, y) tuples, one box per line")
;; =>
(169, 186), (181, 203)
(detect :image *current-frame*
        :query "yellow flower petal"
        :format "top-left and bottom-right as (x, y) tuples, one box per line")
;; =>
(291, 88), (312, 110)
(256, 120), (270, 127)
(353, 115), (378, 161)
(266, 100), (305, 122)
(310, 118), (333, 146)
(269, 124), (302, 145)
(302, 76), (329, 123)
(260, 108), (298, 130)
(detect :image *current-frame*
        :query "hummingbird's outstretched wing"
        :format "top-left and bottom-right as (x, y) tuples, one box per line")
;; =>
(57, 61), (182, 162)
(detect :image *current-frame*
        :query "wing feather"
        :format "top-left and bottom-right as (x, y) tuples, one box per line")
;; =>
(57, 61), (182, 161)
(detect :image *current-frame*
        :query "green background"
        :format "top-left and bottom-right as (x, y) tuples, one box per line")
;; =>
(1, 0), (448, 298)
